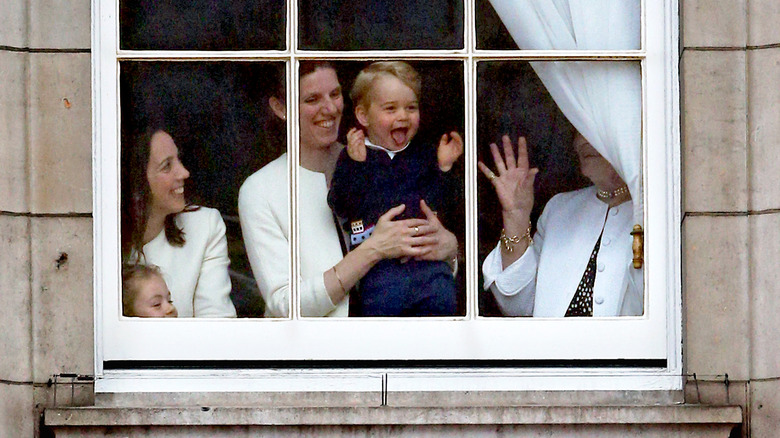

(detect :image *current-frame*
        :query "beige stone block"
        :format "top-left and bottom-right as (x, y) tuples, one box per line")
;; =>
(748, 0), (780, 47)
(0, 216), (32, 382)
(31, 217), (93, 381)
(28, 53), (92, 214)
(683, 215), (749, 379)
(0, 51), (29, 213)
(0, 0), (28, 48)
(0, 384), (34, 438)
(682, 0), (747, 48)
(683, 379), (748, 407)
(28, 0), (90, 49)
(747, 48), (780, 211)
(682, 50), (747, 212)
(748, 213), (780, 378)
(750, 380), (780, 438)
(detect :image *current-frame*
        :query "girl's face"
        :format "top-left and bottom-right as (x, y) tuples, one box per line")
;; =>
(132, 274), (178, 318)
(146, 131), (190, 218)
(299, 67), (344, 150)
(356, 74), (420, 151)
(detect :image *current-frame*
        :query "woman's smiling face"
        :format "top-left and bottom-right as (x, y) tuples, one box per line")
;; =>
(299, 67), (344, 150)
(146, 130), (190, 218)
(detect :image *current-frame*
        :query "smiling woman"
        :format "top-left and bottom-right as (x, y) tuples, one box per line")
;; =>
(121, 127), (237, 318)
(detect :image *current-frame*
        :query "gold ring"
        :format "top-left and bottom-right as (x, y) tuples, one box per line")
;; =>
(414, 226), (420, 235)
(487, 171), (496, 180)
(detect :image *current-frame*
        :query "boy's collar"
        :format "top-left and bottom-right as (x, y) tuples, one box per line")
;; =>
(365, 138), (410, 160)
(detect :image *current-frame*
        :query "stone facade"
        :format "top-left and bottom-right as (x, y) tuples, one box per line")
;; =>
(1, 0), (778, 436)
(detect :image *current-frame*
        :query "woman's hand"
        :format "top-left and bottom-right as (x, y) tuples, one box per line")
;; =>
(437, 131), (463, 172)
(346, 127), (367, 162)
(478, 135), (538, 215)
(413, 200), (458, 263)
(478, 135), (538, 266)
(360, 204), (432, 261)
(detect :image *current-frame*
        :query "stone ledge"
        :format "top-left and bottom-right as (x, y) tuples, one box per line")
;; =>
(45, 405), (742, 427)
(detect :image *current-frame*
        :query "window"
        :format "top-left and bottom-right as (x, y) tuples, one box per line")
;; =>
(94, 0), (682, 391)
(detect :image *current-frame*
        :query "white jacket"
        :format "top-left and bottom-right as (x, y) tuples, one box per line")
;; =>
(483, 186), (643, 317)
(142, 207), (236, 318)
(239, 154), (348, 318)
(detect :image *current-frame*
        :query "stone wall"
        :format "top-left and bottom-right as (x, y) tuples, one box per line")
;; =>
(681, 0), (780, 436)
(0, 0), (94, 436)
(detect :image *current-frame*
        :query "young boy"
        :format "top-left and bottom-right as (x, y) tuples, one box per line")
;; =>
(122, 264), (179, 318)
(328, 61), (463, 317)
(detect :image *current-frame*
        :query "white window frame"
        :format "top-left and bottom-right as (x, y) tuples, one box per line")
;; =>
(92, 0), (682, 393)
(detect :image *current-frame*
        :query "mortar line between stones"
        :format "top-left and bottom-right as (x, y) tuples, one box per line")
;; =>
(686, 43), (780, 52)
(0, 45), (90, 54)
(0, 211), (92, 218)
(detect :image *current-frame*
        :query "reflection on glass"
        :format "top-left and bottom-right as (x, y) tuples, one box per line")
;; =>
(476, 0), (640, 51)
(477, 61), (643, 318)
(292, 61), (466, 318)
(120, 61), (286, 318)
(298, 0), (463, 50)
(120, 0), (285, 50)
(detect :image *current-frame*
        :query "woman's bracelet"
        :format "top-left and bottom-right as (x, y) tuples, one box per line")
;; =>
(332, 265), (347, 295)
(500, 226), (533, 253)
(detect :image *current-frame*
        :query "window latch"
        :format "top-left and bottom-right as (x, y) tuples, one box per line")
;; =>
(631, 224), (644, 269)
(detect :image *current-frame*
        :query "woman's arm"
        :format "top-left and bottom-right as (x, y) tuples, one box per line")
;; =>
(478, 135), (538, 268)
(240, 172), (342, 318)
(477, 136), (540, 316)
(323, 204), (433, 303)
(192, 209), (237, 318)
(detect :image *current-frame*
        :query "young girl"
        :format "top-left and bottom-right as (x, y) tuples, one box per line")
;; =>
(122, 264), (179, 318)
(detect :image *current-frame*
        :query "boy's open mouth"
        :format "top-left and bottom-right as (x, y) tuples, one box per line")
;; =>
(391, 127), (408, 145)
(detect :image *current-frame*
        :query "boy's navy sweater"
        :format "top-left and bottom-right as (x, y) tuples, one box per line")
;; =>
(328, 139), (460, 247)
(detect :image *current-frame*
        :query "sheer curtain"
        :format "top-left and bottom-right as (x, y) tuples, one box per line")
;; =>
(488, 0), (642, 225)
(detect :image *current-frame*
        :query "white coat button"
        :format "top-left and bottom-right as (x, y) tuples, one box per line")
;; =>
(597, 263), (605, 272)
(603, 237), (611, 246)
(595, 296), (605, 305)
(610, 207), (619, 216)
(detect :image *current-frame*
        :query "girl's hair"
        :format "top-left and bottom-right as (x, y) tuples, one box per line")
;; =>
(121, 127), (189, 262)
(121, 263), (163, 317)
(349, 61), (421, 109)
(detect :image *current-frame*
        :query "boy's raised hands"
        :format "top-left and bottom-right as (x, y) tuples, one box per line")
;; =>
(346, 127), (367, 162)
(437, 131), (463, 172)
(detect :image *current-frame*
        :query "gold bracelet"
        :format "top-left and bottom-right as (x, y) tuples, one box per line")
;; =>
(500, 226), (533, 252)
(332, 265), (347, 294)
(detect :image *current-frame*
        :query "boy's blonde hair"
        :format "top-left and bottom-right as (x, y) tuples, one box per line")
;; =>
(122, 263), (163, 317)
(350, 61), (421, 109)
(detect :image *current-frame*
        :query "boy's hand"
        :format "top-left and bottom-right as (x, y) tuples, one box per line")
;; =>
(437, 131), (463, 172)
(347, 127), (367, 162)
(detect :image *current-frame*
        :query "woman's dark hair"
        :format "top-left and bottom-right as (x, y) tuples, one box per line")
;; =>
(121, 127), (189, 262)
(298, 61), (337, 93)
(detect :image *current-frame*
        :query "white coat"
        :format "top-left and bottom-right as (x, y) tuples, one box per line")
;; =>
(482, 186), (643, 317)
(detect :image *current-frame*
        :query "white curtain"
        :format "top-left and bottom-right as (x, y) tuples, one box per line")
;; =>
(488, 0), (643, 225)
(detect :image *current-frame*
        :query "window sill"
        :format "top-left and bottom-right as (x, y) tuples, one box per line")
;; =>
(45, 405), (742, 436)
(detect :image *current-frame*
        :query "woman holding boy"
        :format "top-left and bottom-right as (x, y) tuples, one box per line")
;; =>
(239, 61), (459, 318)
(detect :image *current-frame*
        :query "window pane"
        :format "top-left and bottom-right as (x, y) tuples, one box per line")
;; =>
(120, 1), (286, 50)
(477, 60), (643, 318)
(476, 0), (641, 51)
(120, 61), (286, 318)
(296, 60), (466, 318)
(298, 1), (463, 50)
